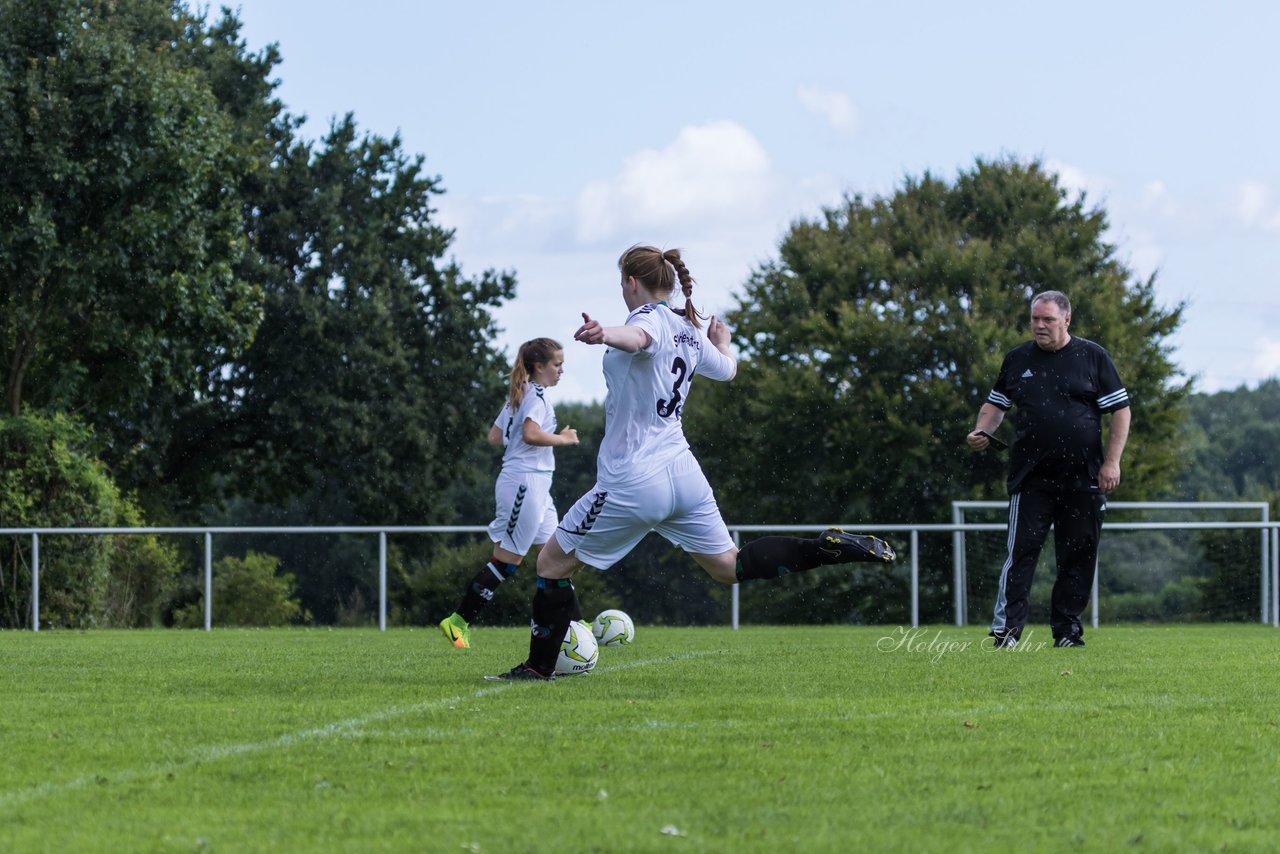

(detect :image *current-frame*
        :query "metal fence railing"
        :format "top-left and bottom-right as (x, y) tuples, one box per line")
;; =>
(4, 518), (1279, 631)
(952, 501), (1274, 627)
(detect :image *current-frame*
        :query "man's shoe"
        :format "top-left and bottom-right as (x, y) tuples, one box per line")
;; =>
(484, 662), (555, 682)
(1054, 635), (1085, 648)
(990, 632), (1018, 649)
(817, 528), (896, 564)
(439, 613), (471, 649)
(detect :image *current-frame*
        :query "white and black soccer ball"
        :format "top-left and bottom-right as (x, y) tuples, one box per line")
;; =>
(555, 620), (599, 675)
(591, 609), (635, 646)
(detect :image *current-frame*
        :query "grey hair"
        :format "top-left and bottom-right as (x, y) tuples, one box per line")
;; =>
(1031, 290), (1071, 315)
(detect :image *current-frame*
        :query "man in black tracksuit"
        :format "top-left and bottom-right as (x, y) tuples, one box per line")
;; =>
(967, 291), (1132, 648)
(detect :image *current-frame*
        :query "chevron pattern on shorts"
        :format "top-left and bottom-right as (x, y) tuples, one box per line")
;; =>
(504, 485), (528, 537)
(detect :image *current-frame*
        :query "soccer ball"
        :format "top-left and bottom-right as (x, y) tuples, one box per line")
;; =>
(556, 620), (599, 675)
(591, 609), (635, 646)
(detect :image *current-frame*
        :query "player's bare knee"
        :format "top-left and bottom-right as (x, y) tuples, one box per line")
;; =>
(693, 550), (738, 585)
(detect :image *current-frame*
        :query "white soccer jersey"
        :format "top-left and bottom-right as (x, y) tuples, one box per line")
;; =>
(595, 303), (736, 486)
(494, 383), (556, 474)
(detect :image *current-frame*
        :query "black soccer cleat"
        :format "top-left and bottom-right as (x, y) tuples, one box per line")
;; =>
(816, 528), (896, 564)
(1054, 636), (1085, 648)
(484, 662), (556, 682)
(990, 631), (1019, 650)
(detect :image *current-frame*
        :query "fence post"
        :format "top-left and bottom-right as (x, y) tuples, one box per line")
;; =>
(952, 505), (964, 626)
(731, 530), (741, 630)
(31, 533), (40, 632)
(910, 529), (919, 628)
(204, 532), (212, 632)
(1263, 504), (1271, 625)
(379, 531), (387, 632)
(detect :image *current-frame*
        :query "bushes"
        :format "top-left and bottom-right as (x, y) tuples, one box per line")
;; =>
(0, 414), (180, 628)
(1105, 579), (1206, 622)
(398, 539), (621, 627)
(172, 551), (308, 627)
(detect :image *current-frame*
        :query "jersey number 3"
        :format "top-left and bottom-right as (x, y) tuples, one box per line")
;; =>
(656, 357), (688, 418)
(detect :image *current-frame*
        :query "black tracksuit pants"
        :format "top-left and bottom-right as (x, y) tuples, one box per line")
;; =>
(991, 486), (1105, 642)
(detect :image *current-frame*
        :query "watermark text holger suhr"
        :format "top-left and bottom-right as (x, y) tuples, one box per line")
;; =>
(876, 626), (1050, 662)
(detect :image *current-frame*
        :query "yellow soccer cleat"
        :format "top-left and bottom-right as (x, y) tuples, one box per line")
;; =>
(439, 613), (472, 649)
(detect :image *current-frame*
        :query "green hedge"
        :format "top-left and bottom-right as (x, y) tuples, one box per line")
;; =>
(0, 414), (180, 627)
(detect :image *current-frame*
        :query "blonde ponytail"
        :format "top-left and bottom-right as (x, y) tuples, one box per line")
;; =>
(508, 337), (562, 408)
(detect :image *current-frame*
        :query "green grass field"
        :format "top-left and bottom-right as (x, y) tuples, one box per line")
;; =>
(2, 624), (1279, 852)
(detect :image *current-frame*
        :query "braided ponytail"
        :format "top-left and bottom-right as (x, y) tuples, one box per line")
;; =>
(661, 249), (702, 329)
(618, 244), (705, 329)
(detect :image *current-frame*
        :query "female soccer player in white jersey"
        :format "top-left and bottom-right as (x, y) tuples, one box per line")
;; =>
(439, 338), (580, 649)
(489, 245), (896, 680)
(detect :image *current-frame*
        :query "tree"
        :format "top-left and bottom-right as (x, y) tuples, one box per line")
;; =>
(2, 1), (515, 531)
(684, 159), (1188, 624)
(1174, 380), (1280, 620)
(0, 414), (180, 628)
(0, 0), (261, 419)
(689, 158), (1188, 527)
(167, 116), (515, 524)
(1177, 380), (1280, 500)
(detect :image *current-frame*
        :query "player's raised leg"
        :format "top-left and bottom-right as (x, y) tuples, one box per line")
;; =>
(732, 528), (895, 581)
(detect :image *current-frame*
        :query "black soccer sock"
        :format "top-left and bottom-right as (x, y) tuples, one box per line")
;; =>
(528, 577), (576, 675)
(456, 556), (517, 623)
(735, 536), (824, 582)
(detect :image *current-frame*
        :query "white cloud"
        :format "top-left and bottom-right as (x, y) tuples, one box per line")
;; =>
(574, 121), (776, 244)
(1140, 180), (1182, 219)
(441, 125), (856, 401)
(1045, 158), (1110, 204)
(435, 193), (573, 255)
(1234, 181), (1280, 234)
(1254, 337), (1280, 380)
(1126, 244), (1165, 280)
(796, 85), (857, 134)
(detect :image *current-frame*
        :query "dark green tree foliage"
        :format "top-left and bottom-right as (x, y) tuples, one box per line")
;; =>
(689, 159), (1188, 527)
(0, 0), (261, 420)
(173, 116), (514, 524)
(547, 401), (607, 512)
(2, 1), (513, 530)
(1174, 379), (1280, 620)
(0, 414), (180, 628)
(1178, 379), (1280, 500)
(96, 6), (295, 506)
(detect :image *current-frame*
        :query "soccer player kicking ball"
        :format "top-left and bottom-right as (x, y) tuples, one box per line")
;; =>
(488, 245), (894, 681)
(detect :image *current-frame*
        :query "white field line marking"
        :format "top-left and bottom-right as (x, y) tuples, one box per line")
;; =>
(0, 650), (725, 812)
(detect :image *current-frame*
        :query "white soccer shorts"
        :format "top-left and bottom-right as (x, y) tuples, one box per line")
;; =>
(554, 449), (734, 570)
(487, 471), (557, 557)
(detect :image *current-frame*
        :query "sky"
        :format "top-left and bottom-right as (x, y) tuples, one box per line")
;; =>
(233, 0), (1279, 404)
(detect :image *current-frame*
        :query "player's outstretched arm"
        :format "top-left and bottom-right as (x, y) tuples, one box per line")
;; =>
(574, 312), (649, 352)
